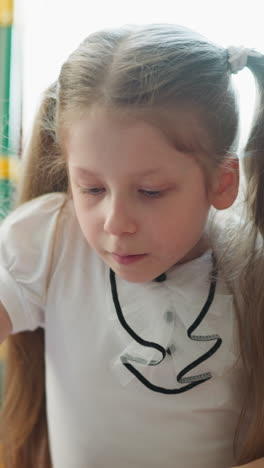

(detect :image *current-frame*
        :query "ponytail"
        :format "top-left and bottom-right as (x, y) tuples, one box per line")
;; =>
(233, 55), (264, 464)
(18, 81), (68, 203)
(0, 83), (68, 467)
(244, 55), (264, 235)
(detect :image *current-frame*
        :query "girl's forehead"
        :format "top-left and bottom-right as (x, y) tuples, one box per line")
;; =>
(64, 104), (213, 161)
(66, 108), (164, 142)
(65, 113), (176, 168)
(67, 112), (177, 157)
(66, 118), (206, 185)
(65, 107), (214, 182)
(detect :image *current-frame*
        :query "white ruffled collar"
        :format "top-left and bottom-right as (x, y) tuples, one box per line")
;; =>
(105, 250), (241, 392)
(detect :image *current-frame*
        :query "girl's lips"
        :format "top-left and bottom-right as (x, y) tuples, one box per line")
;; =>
(111, 253), (147, 265)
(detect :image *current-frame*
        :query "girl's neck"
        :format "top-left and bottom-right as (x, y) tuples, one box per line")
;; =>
(177, 235), (210, 266)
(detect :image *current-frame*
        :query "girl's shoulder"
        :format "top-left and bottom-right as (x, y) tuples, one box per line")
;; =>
(2, 192), (68, 225)
(0, 192), (75, 268)
(0, 193), (73, 333)
(0, 192), (71, 242)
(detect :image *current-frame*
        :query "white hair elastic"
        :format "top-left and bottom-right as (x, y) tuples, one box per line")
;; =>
(227, 46), (262, 74)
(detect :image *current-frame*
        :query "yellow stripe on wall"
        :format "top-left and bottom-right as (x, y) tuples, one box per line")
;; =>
(9, 157), (20, 182)
(0, 158), (9, 179)
(0, 0), (13, 26)
(0, 155), (20, 182)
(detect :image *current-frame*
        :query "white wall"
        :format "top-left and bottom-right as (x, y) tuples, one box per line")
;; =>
(21, 0), (264, 148)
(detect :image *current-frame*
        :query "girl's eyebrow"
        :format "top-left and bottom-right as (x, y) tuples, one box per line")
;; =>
(70, 166), (163, 177)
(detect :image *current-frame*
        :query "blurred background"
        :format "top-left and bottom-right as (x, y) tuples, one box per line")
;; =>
(0, 0), (21, 221)
(0, 0), (263, 446)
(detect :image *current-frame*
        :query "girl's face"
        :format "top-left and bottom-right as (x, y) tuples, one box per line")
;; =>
(66, 108), (214, 283)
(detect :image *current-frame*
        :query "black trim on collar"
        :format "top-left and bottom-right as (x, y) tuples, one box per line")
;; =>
(154, 272), (167, 282)
(109, 252), (222, 394)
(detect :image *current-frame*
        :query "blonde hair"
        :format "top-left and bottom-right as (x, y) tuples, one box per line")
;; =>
(1, 23), (264, 466)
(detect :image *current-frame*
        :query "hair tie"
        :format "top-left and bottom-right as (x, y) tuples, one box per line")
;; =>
(227, 46), (262, 74)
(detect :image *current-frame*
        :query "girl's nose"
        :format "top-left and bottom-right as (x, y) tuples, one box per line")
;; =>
(103, 200), (137, 235)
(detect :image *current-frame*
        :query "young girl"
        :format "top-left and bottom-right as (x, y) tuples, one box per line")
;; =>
(0, 22), (263, 468)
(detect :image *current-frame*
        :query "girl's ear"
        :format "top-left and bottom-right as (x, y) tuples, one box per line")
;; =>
(210, 156), (239, 210)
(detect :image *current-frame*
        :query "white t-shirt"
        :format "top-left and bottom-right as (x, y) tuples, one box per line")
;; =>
(0, 193), (247, 468)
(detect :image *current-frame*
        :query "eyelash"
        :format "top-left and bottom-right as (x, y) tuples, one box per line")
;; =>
(78, 188), (162, 198)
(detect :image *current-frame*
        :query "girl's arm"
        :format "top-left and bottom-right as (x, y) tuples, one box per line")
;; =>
(232, 460), (264, 468)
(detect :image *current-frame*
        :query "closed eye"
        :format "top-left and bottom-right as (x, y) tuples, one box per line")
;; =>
(79, 187), (105, 196)
(139, 189), (162, 198)
(78, 187), (163, 198)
